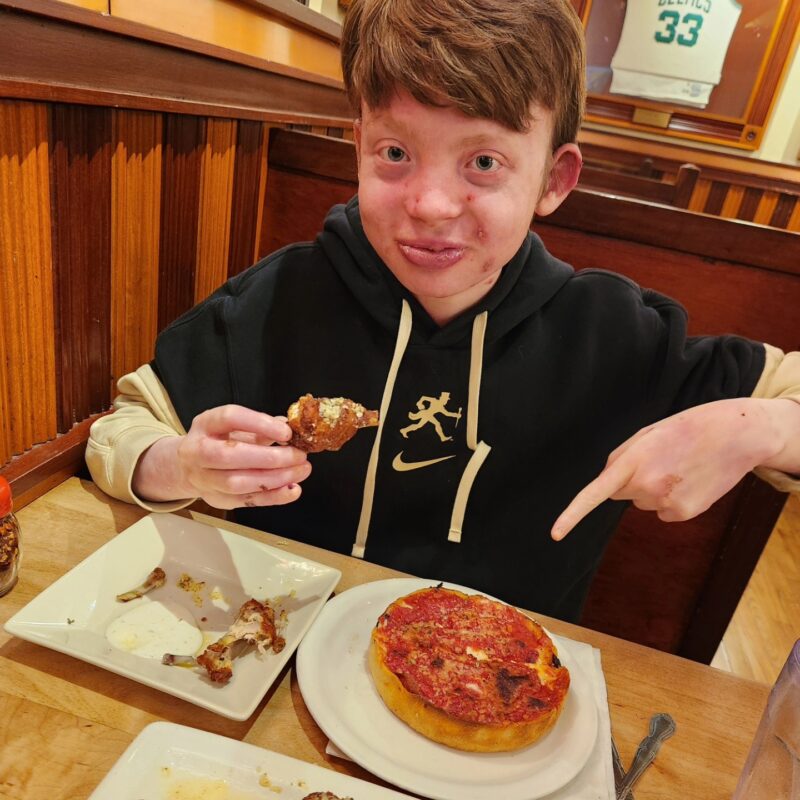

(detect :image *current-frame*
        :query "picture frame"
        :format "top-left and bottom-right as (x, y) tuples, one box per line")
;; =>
(573, 0), (800, 149)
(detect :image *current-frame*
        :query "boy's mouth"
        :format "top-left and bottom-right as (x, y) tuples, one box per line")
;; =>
(398, 241), (465, 269)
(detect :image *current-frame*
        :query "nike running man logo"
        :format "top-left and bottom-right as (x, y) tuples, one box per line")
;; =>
(392, 451), (456, 472)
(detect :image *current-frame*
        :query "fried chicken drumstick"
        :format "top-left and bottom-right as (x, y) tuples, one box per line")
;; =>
(287, 394), (379, 453)
(162, 598), (285, 684)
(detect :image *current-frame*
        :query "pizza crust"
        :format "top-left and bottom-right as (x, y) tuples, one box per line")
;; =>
(368, 587), (569, 753)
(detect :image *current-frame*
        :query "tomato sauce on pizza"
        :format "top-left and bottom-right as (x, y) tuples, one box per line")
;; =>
(369, 586), (570, 751)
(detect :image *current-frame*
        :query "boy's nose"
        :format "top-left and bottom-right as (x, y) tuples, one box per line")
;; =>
(405, 178), (462, 223)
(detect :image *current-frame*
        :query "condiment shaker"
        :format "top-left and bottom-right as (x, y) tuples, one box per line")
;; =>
(0, 476), (21, 597)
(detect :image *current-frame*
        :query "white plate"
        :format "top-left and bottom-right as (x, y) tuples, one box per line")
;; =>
(88, 720), (416, 799)
(296, 578), (598, 800)
(4, 512), (340, 721)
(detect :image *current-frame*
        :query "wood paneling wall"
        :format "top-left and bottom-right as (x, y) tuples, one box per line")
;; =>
(0, 0), (350, 504)
(195, 118), (236, 303)
(0, 101), (57, 461)
(111, 109), (162, 384)
(0, 98), (349, 488)
(51, 104), (112, 429)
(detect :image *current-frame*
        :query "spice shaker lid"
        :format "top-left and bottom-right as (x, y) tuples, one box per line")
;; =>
(0, 476), (12, 516)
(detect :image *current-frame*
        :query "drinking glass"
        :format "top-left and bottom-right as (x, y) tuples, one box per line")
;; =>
(732, 640), (800, 800)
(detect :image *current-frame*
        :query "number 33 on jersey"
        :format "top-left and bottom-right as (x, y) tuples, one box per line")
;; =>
(610, 0), (742, 108)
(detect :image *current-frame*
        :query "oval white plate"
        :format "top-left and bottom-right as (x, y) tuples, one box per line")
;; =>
(296, 578), (598, 800)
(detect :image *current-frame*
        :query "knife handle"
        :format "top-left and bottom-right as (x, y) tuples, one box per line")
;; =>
(618, 713), (676, 800)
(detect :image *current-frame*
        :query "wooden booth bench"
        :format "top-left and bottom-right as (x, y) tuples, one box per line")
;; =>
(578, 129), (800, 231)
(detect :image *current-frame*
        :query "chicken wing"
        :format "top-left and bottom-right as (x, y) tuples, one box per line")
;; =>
(287, 394), (379, 453)
(163, 598), (285, 685)
(116, 567), (166, 602)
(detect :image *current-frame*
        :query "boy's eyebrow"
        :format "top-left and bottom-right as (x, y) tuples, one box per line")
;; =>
(458, 133), (506, 149)
(367, 111), (517, 148)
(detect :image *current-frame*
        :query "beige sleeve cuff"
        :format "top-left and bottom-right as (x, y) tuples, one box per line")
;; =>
(86, 364), (197, 512)
(751, 343), (800, 493)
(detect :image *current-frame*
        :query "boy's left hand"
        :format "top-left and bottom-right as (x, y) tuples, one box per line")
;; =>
(551, 397), (799, 540)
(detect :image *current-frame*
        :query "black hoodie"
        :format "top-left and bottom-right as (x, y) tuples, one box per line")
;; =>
(153, 197), (765, 621)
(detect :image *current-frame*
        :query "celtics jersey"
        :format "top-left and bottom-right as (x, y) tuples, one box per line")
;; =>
(610, 0), (742, 107)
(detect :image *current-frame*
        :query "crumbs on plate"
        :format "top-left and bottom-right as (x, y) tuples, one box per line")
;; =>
(177, 573), (206, 607)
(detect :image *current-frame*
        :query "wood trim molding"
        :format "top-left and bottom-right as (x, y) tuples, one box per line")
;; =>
(237, 0), (342, 42)
(0, 0), (342, 82)
(579, 129), (800, 193)
(0, 6), (352, 123)
(0, 414), (108, 510)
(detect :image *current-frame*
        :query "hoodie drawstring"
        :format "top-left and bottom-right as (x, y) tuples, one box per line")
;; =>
(351, 303), (491, 558)
(449, 311), (491, 542)
(352, 300), (413, 558)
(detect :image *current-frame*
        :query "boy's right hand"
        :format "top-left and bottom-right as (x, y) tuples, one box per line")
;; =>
(133, 405), (311, 509)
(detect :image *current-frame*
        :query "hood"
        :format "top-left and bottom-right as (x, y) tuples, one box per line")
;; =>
(318, 196), (575, 347)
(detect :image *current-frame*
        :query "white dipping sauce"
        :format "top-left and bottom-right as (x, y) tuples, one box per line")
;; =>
(106, 601), (203, 659)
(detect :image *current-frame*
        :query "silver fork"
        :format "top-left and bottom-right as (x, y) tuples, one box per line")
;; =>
(617, 713), (677, 800)
(612, 737), (628, 798)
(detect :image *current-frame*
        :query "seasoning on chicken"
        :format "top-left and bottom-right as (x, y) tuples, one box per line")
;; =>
(116, 567), (166, 602)
(162, 598), (285, 685)
(287, 394), (379, 453)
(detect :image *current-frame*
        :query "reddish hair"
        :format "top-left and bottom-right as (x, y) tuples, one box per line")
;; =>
(341, 0), (586, 148)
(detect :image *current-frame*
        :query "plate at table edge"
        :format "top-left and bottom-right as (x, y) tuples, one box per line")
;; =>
(4, 512), (341, 721)
(296, 577), (598, 800)
(88, 720), (416, 799)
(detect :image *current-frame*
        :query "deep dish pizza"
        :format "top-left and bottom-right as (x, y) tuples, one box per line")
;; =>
(369, 586), (570, 752)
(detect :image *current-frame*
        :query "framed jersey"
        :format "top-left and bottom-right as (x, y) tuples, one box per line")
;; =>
(573, 0), (800, 149)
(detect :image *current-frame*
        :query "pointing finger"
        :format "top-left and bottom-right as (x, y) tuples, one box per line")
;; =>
(551, 458), (635, 541)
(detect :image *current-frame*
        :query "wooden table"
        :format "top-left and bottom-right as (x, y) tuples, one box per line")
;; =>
(0, 477), (769, 799)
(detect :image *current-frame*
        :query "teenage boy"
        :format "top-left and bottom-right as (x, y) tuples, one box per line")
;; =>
(87, 0), (800, 621)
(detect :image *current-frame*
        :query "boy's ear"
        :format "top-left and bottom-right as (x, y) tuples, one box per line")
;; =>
(534, 143), (583, 218)
(353, 119), (363, 171)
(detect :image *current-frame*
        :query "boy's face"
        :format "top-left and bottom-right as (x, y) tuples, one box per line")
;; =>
(354, 90), (581, 325)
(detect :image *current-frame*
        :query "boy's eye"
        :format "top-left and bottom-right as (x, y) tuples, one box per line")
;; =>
(382, 146), (407, 162)
(474, 154), (498, 172)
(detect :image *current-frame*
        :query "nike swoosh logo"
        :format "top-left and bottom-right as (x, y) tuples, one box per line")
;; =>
(392, 451), (456, 472)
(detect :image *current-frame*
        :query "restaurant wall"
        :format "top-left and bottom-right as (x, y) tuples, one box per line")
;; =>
(0, 100), (344, 479)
